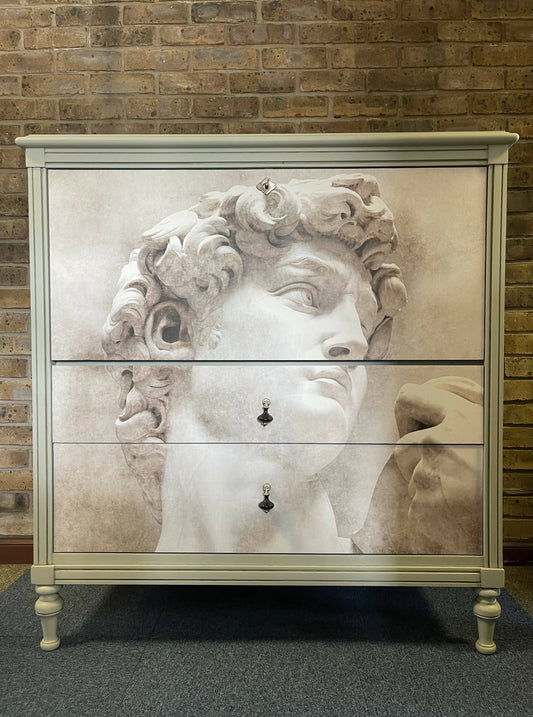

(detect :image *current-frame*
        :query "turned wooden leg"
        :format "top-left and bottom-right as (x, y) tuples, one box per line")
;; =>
(473, 588), (501, 655)
(35, 585), (63, 651)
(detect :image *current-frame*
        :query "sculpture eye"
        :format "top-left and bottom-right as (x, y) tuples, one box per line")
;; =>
(285, 287), (315, 306)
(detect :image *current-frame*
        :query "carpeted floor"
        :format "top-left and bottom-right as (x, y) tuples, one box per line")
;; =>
(1, 571), (533, 717)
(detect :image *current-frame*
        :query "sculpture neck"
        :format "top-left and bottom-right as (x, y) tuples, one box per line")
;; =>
(156, 444), (343, 553)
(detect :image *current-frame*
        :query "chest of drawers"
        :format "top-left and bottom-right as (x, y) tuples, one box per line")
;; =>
(17, 132), (517, 652)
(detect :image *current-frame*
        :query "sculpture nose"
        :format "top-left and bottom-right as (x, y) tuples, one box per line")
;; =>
(321, 294), (368, 360)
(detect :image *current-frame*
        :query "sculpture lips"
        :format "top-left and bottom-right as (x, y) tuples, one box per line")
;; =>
(310, 367), (352, 393)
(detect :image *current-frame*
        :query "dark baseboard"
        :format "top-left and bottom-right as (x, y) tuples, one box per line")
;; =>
(0, 537), (532, 567)
(503, 545), (533, 566)
(0, 537), (33, 564)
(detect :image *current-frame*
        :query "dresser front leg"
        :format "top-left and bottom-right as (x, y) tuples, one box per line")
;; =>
(35, 585), (63, 651)
(473, 588), (501, 654)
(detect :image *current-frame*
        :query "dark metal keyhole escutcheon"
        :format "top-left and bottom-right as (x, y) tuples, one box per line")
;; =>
(259, 483), (274, 513)
(257, 398), (273, 427)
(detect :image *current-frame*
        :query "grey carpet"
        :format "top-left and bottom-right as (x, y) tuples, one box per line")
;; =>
(1, 573), (532, 717)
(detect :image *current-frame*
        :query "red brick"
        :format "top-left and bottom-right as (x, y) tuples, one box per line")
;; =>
(504, 376), (533, 399)
(0, 426), (32, 444)
(55, 5), (120, 26)
(437, 21), (502, 41)
(0, 289), (29, 309)
(366, 21), (436, 42)
(402, 0), (468, 19)
(0, 448), (29, 469)
(367, 69), (434, 92)
(505, 21), (533, 41)
(0, 150), (25, 170)
(159, 122), (225, 134)
(505, 358), (533, 377)
(473, 45), (533, 66)
(124, 49), (188, 72)
(90, 73), (155, 95)
(438, 68), (504, 90)
(157, 98), (192, 119)
(160, 25), (225, 45)
(21, 74), (85, 96)
(508, 190), (533, 212)
(505, 332), (533, 354)
(506, 69), (533, 90)
(230, 71), (295, 94)
(300, 70), (365, 92)
(333, 94), (399, 117)
(0, 99), (55, 121)
(0, 336), (30, 355)
(332, 45), (398, 68)
(22, 122), (87, 136)
(262, 0), (329, 21)
(192, 2), (257, 23)
(509, 166), (533, 188)
(192, 47), (258, 70)
(228, 24), (295, 45)
(507, 213), (533, 236)
(90, 27), (155, 47)
(509, 143), (533, 165)
(402, 94), (468, 116)
(472, 0), (533, 18)
(56, 49), (122, 72)
(0, 30), (21, 51)
(23, 27), (88, 50)
(228, 121), (295, 134)
(332, 0), (398, 20)
(507, 237), (533, 261)
(263, 96), (328, 118)
(506, 265), (533, 289)
(0, 126), (21, 146)
(0, 196), (27, 217)
(0, 359), (27, 379)
(299, 23), (365, 44)
(0, 8), (52, 29)
(0, 314), (28, 333)
(0, 51), (53, 74)
(301, 119), (369, 133)
(0, 471), (32, 490)
(123, 2), (189, 24)
(0, 267), (27, 286)
(474, 93), (533, 115)
(504, 403), (533, 424)
(506, 286), (533, 308)
(59, 97), (124, 120)
(125, 98), (157, 119)
(432, 116), (503, 132)
(90, 121), (158, 134)
(0, 77), (20, 96)
(263, 47), (327, 69)
(193, 96), (259, 118)
(402, 44), (470, 67)
(0, 403), (29, 423)
(159, 73), (226, 95)
(0, 234), (28, 250)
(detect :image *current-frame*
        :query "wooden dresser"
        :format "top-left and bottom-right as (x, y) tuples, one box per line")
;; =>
(16, 132), (517, 652)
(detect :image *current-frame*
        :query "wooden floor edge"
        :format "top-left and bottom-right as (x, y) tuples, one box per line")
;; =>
(1, 538), (532, 567)
(0, 537), (33, 564)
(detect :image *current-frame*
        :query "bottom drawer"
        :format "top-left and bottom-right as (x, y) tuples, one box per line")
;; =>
(53, 443), (483, 556)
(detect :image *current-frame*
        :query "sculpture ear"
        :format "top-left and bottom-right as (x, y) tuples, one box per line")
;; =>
(145, 301), (194, 360)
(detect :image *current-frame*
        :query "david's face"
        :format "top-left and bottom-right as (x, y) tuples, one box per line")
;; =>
(172, 238), (378, 466)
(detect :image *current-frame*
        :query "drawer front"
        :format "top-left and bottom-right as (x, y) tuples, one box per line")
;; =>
(53, 443), (483, 556)
(49, 166), (486, 362)
(52, 364), (484, 445)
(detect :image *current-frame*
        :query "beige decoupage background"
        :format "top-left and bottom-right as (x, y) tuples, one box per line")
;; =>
(48, 167), (487, 361)
(48, 167), (487, 554)
(52, 363), (484, 553)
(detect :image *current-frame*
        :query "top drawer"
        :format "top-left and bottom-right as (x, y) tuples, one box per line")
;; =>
(49, 167), (486, 362)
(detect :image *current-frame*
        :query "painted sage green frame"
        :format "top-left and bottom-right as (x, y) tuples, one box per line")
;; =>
(16, 132), (517, 608)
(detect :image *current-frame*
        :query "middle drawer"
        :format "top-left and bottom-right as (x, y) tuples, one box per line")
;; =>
(52, 364), (483, 446)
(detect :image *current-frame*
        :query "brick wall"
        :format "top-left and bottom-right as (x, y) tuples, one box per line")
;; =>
(0, 0), (532, 556)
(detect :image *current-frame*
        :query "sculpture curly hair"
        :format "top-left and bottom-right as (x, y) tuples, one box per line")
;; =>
(102, 173), (407, 523)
